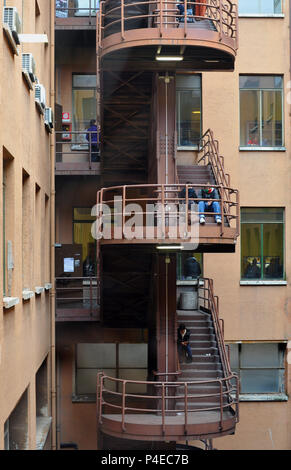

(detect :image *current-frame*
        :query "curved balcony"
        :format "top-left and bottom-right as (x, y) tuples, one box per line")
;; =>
(97, 0), (238, 71)
(97, 373), (239, 441)
(95, 182), (239, 251)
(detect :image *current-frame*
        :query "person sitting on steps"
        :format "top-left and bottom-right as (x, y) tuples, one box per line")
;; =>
(198, 182), (222, 225)
(177, 323), (193, 363)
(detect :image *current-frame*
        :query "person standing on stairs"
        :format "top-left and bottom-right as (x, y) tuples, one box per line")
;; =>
(177, 323), (193, 363)
(198, 182), (222, 225)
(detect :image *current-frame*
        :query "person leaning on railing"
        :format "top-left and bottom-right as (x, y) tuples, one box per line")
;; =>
(198, 182), (222, 225)
(86, 119), (100, 162)
(176, 1), (207, 22)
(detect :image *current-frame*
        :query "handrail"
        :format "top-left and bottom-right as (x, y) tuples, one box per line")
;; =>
(97, 372), (239, 435)
(98, 0), (238, 51)
(55, 131), (100, 167)
(197, 129), (239, 236)
(55, 277), (100, 315)
(96, 182), (239, 241)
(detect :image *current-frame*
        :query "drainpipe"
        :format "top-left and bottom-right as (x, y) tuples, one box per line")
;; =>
(50, 0), (57, 451)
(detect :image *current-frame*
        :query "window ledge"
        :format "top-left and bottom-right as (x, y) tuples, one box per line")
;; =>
(72, 394), (96, 403)
(22, 289), (35, 301)
(177, 280), (204, 286)
(239, 147), (286, 152)
(238, 393), (288, 402)
(177, 146), (199, 151)
(239, 14), (284, 18)
(240, 280), (287, 286)
(3, 297), (20, 309)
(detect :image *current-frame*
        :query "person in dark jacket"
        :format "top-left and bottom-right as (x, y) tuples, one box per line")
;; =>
(177, 323), (192, 363)
(184, 256), (201, 279)
(176, 1), (195, 23)
(198, 182), (222, 225)
(86, 119), (100, 162)
(179, 182), (198, 209)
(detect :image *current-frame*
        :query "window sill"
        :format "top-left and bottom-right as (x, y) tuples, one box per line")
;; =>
(240, 280), (287, 286)
(240, 147), (286, 152)
(238, 394), (288, 402)
(72, 394), (96, 403)
(239, 14), (284, 18)
(3, 297), (20, 309)
(177, 146), (199, 151)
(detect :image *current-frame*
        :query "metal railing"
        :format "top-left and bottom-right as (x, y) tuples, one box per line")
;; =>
(97, 0), (238, 49)
(197, 128), (240, 237)
(56, 0), (99, 22)
(56, 276), (100, 318)
(55, 131), (100, 167)
(96, 372), (239, 435)
(95, 181), (239, 241)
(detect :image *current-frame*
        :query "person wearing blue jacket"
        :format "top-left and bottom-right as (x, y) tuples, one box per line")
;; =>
(198, 183), (222, 225)
(86, 119), (100, 162)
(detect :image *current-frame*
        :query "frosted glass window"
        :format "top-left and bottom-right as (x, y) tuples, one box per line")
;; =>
(77, 343), (116, 368)
(119, 344), (148, 368)
(228, 343), (285, 394)
(76, 369), (116, 394)
(118, 369), (148, 394)
(176, 75), (202, 147)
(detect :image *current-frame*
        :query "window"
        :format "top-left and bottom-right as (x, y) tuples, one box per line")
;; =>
(72, 74), (97, 141)
(240, 76), (284, 148)
(176, 75), (201, 148)
(229, 343), (286, 394)
(75, 343), (148, 400)
(73, 207), (96, 276)
(241, 208), (284, 280)
(239, 0), (282, 15)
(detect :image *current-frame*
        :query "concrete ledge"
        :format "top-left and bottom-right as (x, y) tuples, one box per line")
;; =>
(35, 286), (45, 295)
(22, 290), (35, 301)
(240, 280), (287, 286)
(238, 394), (288, 402)
(3, 297), (20, 309)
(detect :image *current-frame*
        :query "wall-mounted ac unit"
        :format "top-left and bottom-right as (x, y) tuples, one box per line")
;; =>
(22, 53), (36, 83)
(3, 7), (21, 45)
(35, 84), (46, 113)
(44, 107), (54, 132)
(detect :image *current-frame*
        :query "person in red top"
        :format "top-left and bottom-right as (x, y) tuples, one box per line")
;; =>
(196, 0), (207, 18)
(247, 133), (259, 146)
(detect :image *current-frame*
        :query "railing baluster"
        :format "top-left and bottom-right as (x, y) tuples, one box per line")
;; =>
(162, 383), (165, 435)
(122, 380), (126, 432)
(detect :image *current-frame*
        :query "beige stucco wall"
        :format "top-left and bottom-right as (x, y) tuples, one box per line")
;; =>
(200, 1), (291, 450)
(0, 0), (53, 450)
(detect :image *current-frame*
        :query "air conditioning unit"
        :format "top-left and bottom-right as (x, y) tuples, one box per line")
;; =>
(3, 7), (22, 45)
(35, 84), (46, 113)
(44, 107), (54, 132)
(22, 53), (36, 82)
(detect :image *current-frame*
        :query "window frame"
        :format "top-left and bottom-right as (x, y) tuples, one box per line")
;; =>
(239, 75), (285, 151)
(240, 208), (285, 282)
(229, 342), (287, 400)
(72, 73), (97, 135)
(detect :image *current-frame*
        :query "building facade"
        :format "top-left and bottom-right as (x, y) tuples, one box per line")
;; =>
(0, 0), (55, 450)
(1, 0), (291, 451)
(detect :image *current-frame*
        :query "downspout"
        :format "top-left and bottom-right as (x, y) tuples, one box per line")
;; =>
(50, 0), (57, 451)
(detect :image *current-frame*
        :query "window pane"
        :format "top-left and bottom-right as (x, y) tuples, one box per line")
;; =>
(119, 344), (148, 368)
(176, 75), (201, 89)
(72, 89), (97, 132)
(240, 90), (260, 147)
(241, 208), (284, 224)
(77, 344), (116, 368)
(239, 1), (282, 15)
(263, 223), (284, 279)
(240, 369), (280, 393)
(229, 344), (239, 369)
(262, 90), (283, 147)
(241, 223), (262, 279)
(118, 369), (148, 394)
(74, 0), (99, 17)
(74, 208), (95, 221)
(240, 76), (283, 90)
(76, 368), (116, 394)
(241, 343), (282, 368)
(177, 90), (201, 146)
(73, 75), (97, 88)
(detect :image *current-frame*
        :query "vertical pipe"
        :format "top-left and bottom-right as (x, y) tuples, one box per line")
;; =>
(50, 0), (56, 451)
